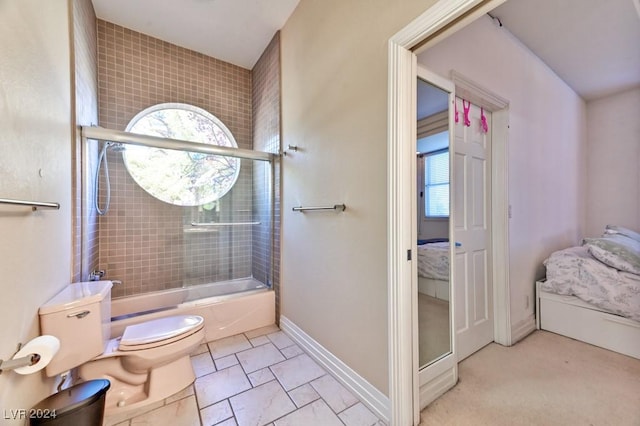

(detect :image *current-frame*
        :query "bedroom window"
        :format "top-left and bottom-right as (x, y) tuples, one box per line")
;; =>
(424, 150), (449, 217)
(123, 103), (240, 206)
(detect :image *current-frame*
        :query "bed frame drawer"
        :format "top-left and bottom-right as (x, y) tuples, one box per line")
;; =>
(538, 290), (640, 359)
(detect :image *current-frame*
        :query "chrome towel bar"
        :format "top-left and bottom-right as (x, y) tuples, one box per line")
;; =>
(0, 198), (60, 211)
(292, 204), (346, 212)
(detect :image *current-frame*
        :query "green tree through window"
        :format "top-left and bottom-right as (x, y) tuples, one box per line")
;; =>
(123, 103), (240, 206)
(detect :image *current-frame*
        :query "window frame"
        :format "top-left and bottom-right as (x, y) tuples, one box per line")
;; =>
(422, 148), (450, 219)
(122, 102), (241, 207)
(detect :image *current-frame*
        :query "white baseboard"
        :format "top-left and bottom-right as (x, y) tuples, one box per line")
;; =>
(279, 316), (390, 423)
(511, 314), (536, 344)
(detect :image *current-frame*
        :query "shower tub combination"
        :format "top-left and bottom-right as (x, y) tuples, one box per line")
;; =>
(83, 124), (279, 344)
(110, 278), (274, 342)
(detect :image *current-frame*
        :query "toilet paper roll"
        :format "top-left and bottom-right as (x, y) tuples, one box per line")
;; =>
(12, 335), (60, 375)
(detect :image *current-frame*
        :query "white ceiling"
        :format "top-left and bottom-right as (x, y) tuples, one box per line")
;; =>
(491, 0), (640, 100)
(92, 0), (639, 99)
(91, 0), (300, 70)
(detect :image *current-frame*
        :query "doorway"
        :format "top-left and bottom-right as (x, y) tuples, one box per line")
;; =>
(387, 1), (511, 424)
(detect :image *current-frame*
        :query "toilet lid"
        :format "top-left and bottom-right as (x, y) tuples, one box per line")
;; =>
(120, 315), (204, 347)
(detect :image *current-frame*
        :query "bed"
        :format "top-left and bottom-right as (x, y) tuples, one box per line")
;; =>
(417, 241), (450, 301)
(536, 225), (640, 359)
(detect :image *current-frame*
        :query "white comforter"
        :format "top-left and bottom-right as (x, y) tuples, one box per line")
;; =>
(542, 246), (640, 321)
(417, 242), (450, 281)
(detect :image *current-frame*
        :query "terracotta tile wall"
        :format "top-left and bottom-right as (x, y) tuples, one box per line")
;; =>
(95, 20), (269, 298)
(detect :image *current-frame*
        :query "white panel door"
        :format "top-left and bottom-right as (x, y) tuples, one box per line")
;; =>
(453, 98), (493, 361)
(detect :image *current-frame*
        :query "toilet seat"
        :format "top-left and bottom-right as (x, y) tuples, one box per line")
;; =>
(119, 315), (204, 351)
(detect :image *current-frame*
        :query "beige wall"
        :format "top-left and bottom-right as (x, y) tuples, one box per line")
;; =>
(419, 16), (588, 329)
(586, 88), (640, 236)
(0, 0), (73, 415)
(280, 0), (438, 395)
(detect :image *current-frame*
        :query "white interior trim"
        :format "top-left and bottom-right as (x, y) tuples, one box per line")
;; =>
(451, 71), (509, 111)
(388, 1), (508, 424)
(388, 39), (417, 426)
(490, 107), (512, 346)
(417, 111), (448, 138)
(279, 316), (390, 423)
(415, 65), (458, 412)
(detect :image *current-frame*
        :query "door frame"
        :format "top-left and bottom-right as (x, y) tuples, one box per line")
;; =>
(387, 0), (509, 424)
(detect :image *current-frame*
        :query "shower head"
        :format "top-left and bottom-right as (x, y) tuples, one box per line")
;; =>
(107, 142), (126, 152)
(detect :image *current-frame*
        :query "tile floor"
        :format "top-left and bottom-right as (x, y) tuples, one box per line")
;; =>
(105, 324), (387, 426)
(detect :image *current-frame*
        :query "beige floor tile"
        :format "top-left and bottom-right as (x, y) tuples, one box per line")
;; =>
(200, 399), (233, 425)
(230, 380), (296, 426)
(217, 418), (238, 426)
(339, 402), (387, 426)
(208, 334), (252, 360)
(236, 342), (285, 373)
(274, 399), (344, 426)
(310, 374), (359, 413)
(243, 324), (280, 339)
(280, 344), (304, 359)
(130, 395), (200, 426)
(249, 335), (270, 347)
(191, 352), (216, 377)
(195, 364), (251, 407)
(103, 326), (387, 426)
(214, 354), (239, 370)
(270, 354), (326, 391)
(266, 331), (294, 349)
(287, 383), (321, 408)
(247, 367), (276, 387)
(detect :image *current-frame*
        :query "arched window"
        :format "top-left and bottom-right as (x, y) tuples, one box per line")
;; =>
(123, 103), (240, 206)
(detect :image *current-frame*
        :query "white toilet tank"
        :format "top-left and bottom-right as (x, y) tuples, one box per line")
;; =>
(39, 281), (113, 377)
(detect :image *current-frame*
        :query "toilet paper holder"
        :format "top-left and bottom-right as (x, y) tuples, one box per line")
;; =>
(0, 343), (41, 374)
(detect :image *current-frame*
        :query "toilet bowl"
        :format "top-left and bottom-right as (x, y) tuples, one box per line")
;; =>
(78, 314), (204, 413)
(39, 281), (205, 415)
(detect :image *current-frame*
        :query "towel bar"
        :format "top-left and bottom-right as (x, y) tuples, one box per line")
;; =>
(292, 204), (346, 212)
(0, 198), (60, 211)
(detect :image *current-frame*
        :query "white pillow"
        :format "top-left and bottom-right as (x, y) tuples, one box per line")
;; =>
(604, 225), (640, 243)
(583, 234), (640, 275)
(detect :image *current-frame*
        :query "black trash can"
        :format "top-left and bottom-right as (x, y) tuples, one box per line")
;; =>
(29, 379), (110, 426)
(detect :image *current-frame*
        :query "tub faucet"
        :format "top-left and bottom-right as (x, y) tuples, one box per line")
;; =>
(89, 270), (105, 281)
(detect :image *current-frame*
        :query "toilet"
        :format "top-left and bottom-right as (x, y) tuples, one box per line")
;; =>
(38, 281), (204, 415)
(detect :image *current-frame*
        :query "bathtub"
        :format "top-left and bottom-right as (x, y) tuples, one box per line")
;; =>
(110, 278), (275, 342)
